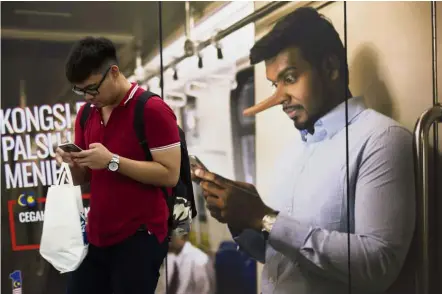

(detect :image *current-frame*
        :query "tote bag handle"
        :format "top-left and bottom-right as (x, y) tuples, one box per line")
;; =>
(55, 163), (75, 186)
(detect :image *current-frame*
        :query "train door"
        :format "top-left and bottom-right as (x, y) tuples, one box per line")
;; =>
(413, 2), (442, 293)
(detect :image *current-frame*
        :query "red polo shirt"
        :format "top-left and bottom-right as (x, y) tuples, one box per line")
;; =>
(74, 83), (180, 247)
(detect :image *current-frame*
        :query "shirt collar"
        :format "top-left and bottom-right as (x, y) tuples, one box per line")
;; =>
(300, 96), (366, 143)
(175, 241), (192, 262)
(89, 83), (139, 108)
(119, 83), (139, 106)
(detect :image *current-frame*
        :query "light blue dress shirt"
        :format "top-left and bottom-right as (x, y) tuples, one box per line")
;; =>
(232, 97), (416, 294)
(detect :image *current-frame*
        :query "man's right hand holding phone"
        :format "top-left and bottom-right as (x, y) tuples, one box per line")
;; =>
(55, 145), (90, 185)
(55, 147), (78, 168)
(193, 168), (275, 232)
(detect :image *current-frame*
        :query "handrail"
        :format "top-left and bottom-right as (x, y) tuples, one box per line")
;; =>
(413, 104), (442, 294)
(142, 1), (290, 83)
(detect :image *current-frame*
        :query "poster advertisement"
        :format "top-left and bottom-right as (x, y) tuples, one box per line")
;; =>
(1, 99), (88, 294)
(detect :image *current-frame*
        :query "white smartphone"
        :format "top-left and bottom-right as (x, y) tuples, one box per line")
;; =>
(58, 142), (83, 153)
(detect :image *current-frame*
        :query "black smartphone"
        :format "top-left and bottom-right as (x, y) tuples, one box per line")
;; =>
(189, 155), (209, 172)
(189, 155), (209, 183)
(58, 142), (83, 153)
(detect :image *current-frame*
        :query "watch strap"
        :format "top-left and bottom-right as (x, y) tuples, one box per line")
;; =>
(111, 154), (120, 163)
(262, 212), (278, 234)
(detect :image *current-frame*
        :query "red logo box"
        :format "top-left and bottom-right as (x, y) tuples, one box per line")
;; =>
(8, 194), (90, 251)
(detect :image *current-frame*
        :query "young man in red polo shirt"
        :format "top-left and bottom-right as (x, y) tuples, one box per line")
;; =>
(55, 37), (181, 294)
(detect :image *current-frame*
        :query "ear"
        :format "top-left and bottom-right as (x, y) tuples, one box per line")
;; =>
(110, 65), (120, 78)
(322, 55), (340, 81)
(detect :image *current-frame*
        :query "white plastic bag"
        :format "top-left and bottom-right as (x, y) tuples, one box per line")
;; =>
(39, 163), (88, 273)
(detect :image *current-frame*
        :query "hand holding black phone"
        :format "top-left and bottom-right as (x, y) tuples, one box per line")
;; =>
(58, 142), (83, 153)
(189, 155), (209, 183)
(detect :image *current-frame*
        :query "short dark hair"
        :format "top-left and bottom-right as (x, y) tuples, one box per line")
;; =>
(65, 37), (118, 83)
(250, 7), (348, 84)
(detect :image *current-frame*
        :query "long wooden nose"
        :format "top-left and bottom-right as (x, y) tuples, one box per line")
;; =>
(243, 88), (285, 116)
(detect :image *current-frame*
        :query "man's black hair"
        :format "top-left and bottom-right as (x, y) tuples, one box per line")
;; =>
(250, 7), (348, 85)
(65, 37), (119, 84)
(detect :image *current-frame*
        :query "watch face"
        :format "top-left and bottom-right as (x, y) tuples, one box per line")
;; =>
(108, 162), (119, 171)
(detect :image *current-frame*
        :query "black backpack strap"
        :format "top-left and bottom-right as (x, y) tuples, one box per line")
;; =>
(177, 127), (197, 218)
(133, 91), (173, 219)
(79, 103), (92, 130)
(134, 92), (154, 161)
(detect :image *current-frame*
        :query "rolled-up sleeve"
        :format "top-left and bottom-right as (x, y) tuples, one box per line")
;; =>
(267, 126), (416, 292)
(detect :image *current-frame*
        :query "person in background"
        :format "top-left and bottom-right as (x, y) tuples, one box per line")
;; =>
(164, 234), (215, 294)
(193, 7), (415, 294)
(56, 36), (181, 294)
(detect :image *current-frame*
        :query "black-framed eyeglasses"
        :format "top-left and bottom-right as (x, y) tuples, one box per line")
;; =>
(72, 66), (112, 97)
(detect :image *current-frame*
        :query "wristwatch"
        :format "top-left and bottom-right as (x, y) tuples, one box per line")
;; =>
(107, 154), (120, 172)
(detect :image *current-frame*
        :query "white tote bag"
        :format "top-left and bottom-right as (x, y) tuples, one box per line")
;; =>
(39, 163), (88, 273)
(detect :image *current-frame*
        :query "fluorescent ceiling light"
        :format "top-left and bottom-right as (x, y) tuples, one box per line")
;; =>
(14, 9), (72, 18)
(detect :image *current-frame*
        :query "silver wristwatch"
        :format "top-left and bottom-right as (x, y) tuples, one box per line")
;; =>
(262, 213), (278, 233)
(107, 154), (120, 172)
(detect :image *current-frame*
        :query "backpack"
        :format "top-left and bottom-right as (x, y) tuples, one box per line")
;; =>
(79, 91), (197, 239)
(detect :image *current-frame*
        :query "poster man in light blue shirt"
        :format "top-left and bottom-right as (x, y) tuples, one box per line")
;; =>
(193, 7), (415, 294)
